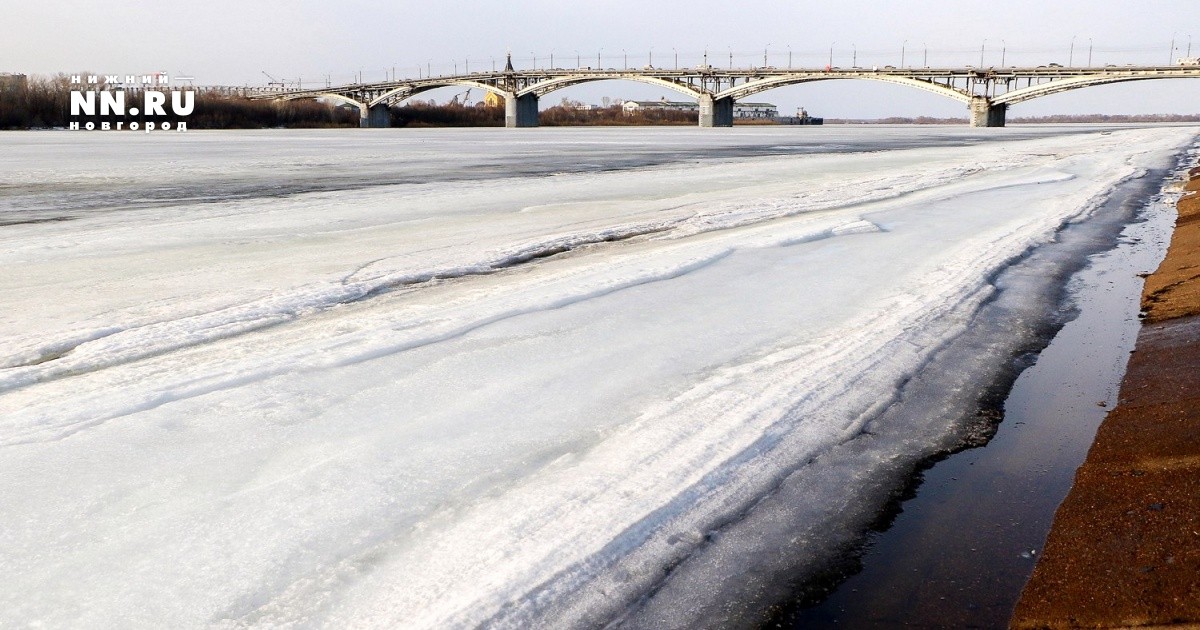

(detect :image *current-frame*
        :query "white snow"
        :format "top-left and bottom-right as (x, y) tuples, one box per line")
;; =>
(0, 126), (1194, 628)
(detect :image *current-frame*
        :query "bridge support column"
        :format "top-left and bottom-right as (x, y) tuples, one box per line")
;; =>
(505, 93), (539, 128)
(365, 104), (391, 128)
(699, 95), (734, 128)
(969, 97), (1007, 127)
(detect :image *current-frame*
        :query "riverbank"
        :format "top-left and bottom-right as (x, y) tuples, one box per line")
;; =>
(1012, 161), (1200, 627)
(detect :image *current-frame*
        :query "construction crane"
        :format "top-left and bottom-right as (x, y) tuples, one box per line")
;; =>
(262, 71), (287, 88)
(449, 88), (472, 105)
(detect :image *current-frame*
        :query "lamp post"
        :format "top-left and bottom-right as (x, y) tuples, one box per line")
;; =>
(549, 51), (554, 68)
(924, 43), (928, 67)
(531, 53), (536, 70)
(901, 39), (907, 68)
(575, 50), (580, 68)
(829, 42), (835, 68)
(852, 43), (857, 67)
(729, 48), (733, 70)
(623, 49), (627, 70)
(1001, 39), (1006, 66)
(1069, 35), (1076, 67)
(764, 43), (770, 67)
(788, 45), (793, 68)
(980, 38), (987, 67)
(673, 47), (678, 70)
(649, 47), (653, 68)
(1088, 38), (1093, 66)
(598, 48), (603, 69)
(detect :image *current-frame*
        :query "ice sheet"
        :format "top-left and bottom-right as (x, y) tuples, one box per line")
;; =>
(0, 126), (1194, 628)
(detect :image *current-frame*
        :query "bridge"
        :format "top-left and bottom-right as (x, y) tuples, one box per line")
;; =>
(240, 55), (1200, 128)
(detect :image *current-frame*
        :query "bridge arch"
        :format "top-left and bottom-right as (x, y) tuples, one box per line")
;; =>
(994, 74), (1200, 105)
(518, 75), (703, 100)
(714, 74), (974, 105)
(368, 80), (508, 107)
(278, 91), (368, 114)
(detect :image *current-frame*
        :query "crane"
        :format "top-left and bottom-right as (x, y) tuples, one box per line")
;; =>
(262, 71), (286, 88)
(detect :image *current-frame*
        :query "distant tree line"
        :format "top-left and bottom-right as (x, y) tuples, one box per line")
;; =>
(383, 102), (699, 127)
(0, 74), (358, 129)
(1009, 113), (1200, 123)
(387, 101), (504, 127)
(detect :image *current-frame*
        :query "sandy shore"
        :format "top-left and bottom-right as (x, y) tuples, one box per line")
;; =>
(1011, 164), (1200, 627)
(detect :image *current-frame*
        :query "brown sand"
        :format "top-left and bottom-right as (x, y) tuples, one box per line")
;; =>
(1012, 169), (1200, 628)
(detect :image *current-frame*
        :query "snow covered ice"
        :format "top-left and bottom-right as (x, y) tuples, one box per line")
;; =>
(0, 126), (1193, 628)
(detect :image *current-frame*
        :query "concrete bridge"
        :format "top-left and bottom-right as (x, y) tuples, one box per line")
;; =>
(239, 55), (1200, 128)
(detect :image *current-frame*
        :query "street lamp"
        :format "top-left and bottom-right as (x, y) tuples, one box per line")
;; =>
(673, 47), (678, 70)
(531, 52), (536, 70)
(901, 39), (907, 68)
(829, 42), (835, 68)
(980, 38), (987, 67)
(575, 50), (580, 68)
(623, 49), (628, 70)
(550, 50), (554, 68)
(788, 45), (792, 68)
(598, 48), (603, 69)
(852, 43), (857, 67)
(924, 42), (928, 67)
(649, 47), (653, 68)
(764, 43), (770, 67)
(1001, 39), (1006, 66)
(1069, 35), (1076, 67)
(1088, 38), (1093, 67)
(729, 47), (733, 70)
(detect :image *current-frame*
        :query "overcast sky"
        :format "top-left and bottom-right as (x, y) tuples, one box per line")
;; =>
(5, 0), (1199, 118)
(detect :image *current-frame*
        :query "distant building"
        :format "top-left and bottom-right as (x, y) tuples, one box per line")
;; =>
(484, 92), (504, 108)
(622, 97), (698, 115)
(0, 73), (27, 92)
(622, 97), (779, 120)
(733, 102), (778, 119)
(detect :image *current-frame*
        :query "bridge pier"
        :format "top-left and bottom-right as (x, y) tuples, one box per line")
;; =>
(699, 95), (734, 128)
(969, 97), (1007, 127)
(505, 93), (539, 128)
(363, 104), (391, 128)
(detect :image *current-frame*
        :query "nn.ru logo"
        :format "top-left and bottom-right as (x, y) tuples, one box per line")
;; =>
(69, 73), (194, 131)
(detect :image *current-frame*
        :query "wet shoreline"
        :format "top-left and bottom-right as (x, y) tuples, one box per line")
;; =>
(772, 157), (1186, 627)
(1011, 156), (1200, 627)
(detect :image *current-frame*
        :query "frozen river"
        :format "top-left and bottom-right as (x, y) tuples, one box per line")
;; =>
(0, 126), (1194, 628)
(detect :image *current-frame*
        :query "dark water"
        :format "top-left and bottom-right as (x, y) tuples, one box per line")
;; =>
(775, 168), (1179, 628)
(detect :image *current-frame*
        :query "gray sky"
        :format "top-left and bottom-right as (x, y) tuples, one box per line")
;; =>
(5, 0), (1200, 118)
